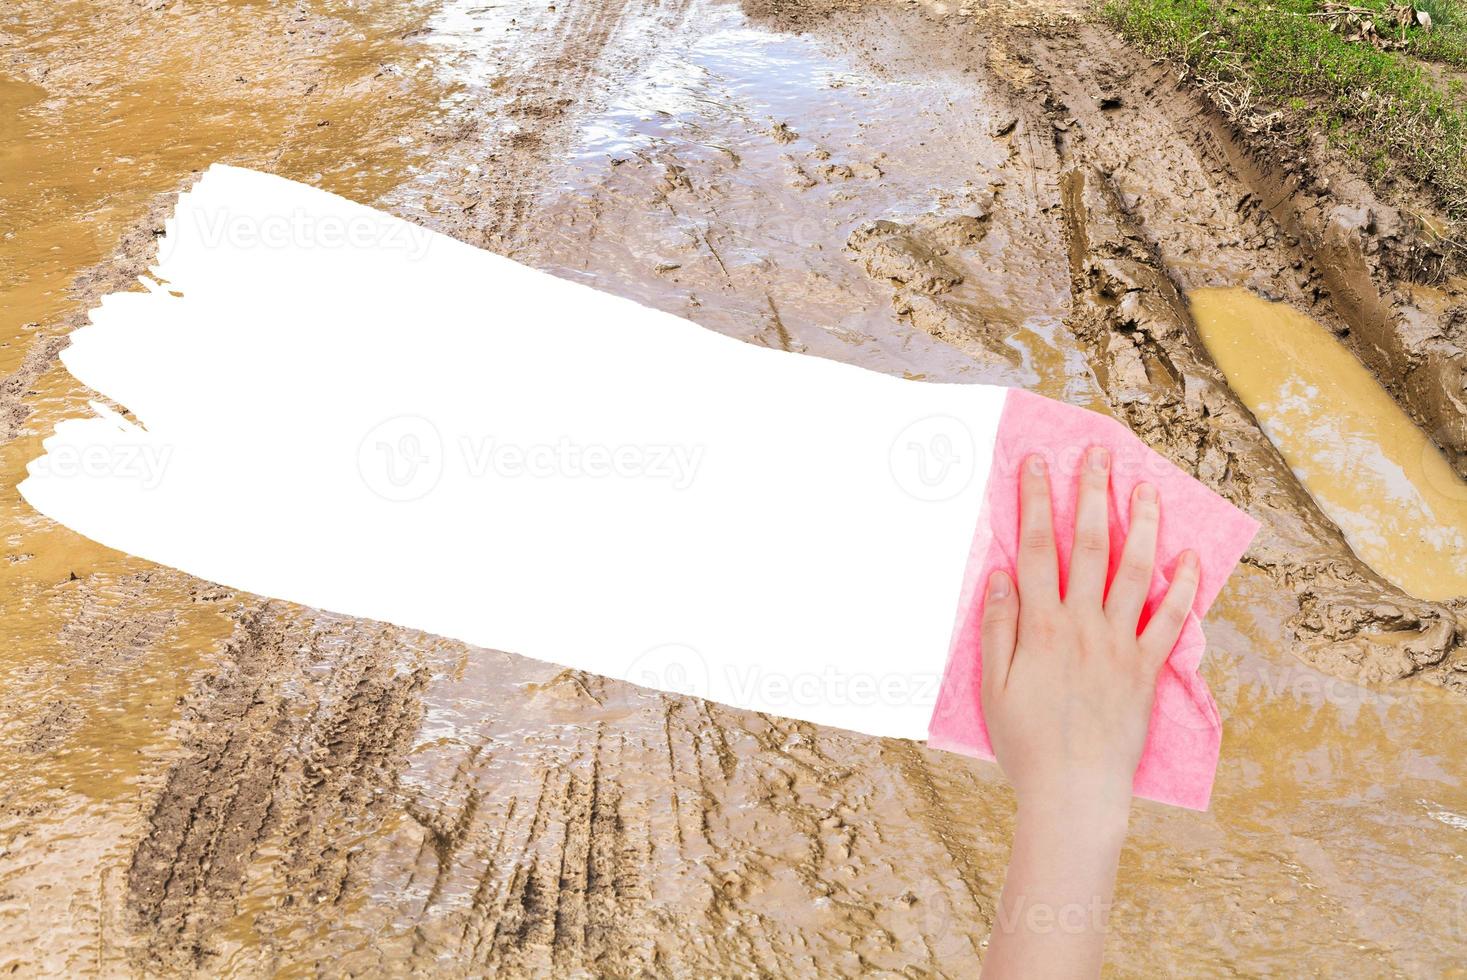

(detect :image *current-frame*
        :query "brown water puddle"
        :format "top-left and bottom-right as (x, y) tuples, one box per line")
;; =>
(0, 0), (452, 969)
(1191, 286), (1467, 601)
(0, 0), (446, 651)
(1169, 564), (1467, 975)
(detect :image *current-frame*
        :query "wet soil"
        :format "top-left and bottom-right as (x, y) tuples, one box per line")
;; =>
(3, 0), (1467, 975)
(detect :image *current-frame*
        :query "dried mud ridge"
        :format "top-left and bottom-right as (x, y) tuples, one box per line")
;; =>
(5, 0), (1467, 974)
(1060, 166), (1462, 687)
(827, 8), (1467, 692)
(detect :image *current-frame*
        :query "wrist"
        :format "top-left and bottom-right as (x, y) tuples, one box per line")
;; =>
(1014, 780), (1133, 841)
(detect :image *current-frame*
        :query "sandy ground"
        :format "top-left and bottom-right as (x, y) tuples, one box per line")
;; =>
(3, 0), (1467, 974)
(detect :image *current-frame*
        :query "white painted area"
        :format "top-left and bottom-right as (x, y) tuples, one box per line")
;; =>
(20, 165), (1006, 739)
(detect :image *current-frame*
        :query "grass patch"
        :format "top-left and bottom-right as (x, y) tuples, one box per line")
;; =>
(1104, 0), (1467, 221)
(1407, 0), (1467, 65)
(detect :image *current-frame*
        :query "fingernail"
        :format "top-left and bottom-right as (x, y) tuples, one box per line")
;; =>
(1180, 550), (1198, 571)
(1088, 446), (1109, 472)
(988, 571), (1011, 599)
(1137, 483), (1157, 503)
(1026, 454), (1046, 475)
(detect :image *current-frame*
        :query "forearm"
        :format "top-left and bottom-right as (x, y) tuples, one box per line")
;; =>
(980, 798), (1129, 979)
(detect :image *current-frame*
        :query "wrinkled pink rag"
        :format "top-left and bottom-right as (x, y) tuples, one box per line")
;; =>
(928, 389), (1260, 811)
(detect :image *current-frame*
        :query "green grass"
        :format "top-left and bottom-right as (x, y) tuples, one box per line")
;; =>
(1407, 0), (1467, 66)
(1104, 0), (1467, 221)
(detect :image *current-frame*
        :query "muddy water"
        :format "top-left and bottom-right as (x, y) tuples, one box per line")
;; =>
(1191, 287), (1467, 601)
(497, 0), (1101, 404)
(1173, 565), (1467, 975)
(2, 0), (1466, 973)
(0, 0), (451, 971)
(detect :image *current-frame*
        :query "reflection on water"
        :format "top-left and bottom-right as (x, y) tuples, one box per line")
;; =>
(1191, 286), (1467, 601)
(504, 0), (1096, 398)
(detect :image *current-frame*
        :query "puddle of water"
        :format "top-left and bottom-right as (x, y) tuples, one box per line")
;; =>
(0, 1), (450, 969)
(1191, 286), (1467, 601)
(1167, 563), (1467, 975)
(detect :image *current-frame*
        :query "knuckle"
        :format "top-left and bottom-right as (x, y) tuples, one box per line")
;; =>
(1154, 604), (1187, 632)
(1075, 528), (1108, 553)
(1117, 558), (1152, 584)
(1020, 527), (1053, 551)
(982, 604), (1017, 626)
(1129, 507), (1158, 525)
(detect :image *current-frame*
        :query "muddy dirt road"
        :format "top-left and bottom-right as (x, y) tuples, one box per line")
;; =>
(3, 0), (1467, 974)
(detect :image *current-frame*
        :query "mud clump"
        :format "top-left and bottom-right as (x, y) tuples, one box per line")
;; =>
(1444, 304), (1467, 345)
(846, 213), (992, 295)
(848, 220), (964, 294)
(844, 207), (1022, 367)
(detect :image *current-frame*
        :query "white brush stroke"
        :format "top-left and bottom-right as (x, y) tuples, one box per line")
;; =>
(20, 164), (1005, 739)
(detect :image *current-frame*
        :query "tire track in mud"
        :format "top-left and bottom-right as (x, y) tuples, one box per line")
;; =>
(374, 672), (998, 976)
(144, 1), (1463, 971)
(126, 604), (432, 973)
(111, 605), (1001, 974)
(426, 0), (697, 250)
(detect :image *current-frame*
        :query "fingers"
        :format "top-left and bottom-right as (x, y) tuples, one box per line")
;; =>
(1016, 455), (1060, 606)
(1066, 446), (1111, 607)
(1105, 482), (1159, 630)
(1138, 551), (1200, 671)
(980, 570), (1019, 702)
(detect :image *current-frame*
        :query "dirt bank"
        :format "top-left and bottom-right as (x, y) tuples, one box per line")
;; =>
(3, 0), (1466, 975)
(741, 0), (1467, 689)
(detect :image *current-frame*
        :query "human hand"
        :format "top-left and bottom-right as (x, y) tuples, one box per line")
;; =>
(980, 447), (1199, 823)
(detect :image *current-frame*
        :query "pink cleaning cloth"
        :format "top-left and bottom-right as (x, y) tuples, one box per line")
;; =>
(928, 389), (1260, 811)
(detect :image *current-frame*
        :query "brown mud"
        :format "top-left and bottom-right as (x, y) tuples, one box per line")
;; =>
(3, 0), (1466, 975)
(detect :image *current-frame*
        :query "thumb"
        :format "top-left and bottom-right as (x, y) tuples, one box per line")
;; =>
(980, 570), (1019, 708)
